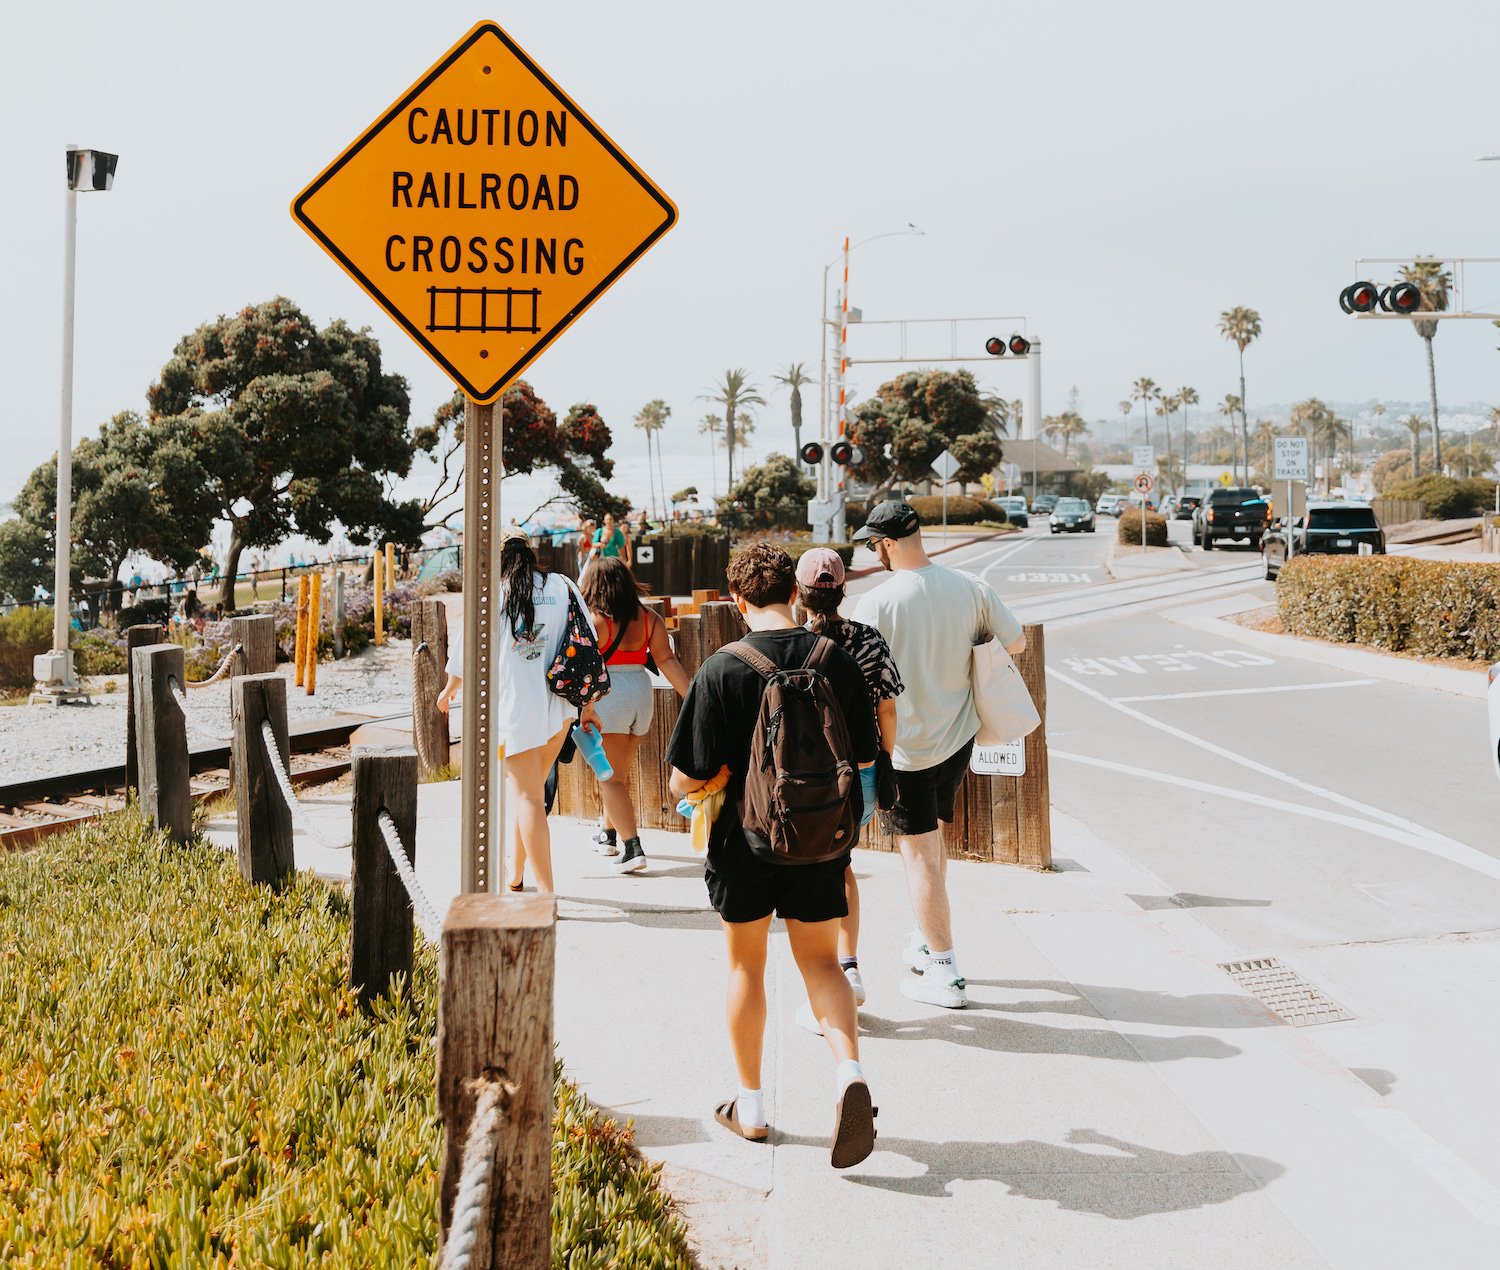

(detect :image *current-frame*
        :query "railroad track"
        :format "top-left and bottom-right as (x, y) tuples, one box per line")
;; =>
(0, 713), (408, 852)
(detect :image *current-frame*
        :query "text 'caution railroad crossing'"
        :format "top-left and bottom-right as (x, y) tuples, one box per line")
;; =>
(292, 21), (677, 402)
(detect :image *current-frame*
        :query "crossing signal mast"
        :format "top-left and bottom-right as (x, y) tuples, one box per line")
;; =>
(1338, 259), (1500, 321)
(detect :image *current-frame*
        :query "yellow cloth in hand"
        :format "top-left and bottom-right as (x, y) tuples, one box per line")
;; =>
(682, 766), (732, 853)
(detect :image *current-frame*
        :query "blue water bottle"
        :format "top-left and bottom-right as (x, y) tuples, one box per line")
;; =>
(572, 722), (613, 781)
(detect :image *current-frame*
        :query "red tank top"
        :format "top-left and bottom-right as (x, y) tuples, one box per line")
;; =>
(598, 613), (651, 666)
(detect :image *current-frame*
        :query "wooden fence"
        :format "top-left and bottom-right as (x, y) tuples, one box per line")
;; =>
(1371, 498), (1426, 528)
(535, 534), (730, 596)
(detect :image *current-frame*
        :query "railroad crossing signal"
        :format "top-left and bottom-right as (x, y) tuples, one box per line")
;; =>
(292, 21), (677, 402)
(800, 441), (824, 465)
(1339, 280), (1420, 315)
(985, 333), (1031, 356)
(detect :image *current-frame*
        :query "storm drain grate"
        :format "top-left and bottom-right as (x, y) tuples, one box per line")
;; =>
(1218, 957), (1355, 1027)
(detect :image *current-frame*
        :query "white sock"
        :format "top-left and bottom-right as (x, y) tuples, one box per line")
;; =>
(927, 948), (959, 979)
(835, 1058), (865, 1094)
(736, 1087), (766, 1129)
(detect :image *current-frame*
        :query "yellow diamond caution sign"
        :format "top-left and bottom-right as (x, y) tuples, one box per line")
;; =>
(292, 21), (677, 402)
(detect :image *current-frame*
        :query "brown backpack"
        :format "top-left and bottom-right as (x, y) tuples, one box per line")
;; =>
(724, 637), (858, 865)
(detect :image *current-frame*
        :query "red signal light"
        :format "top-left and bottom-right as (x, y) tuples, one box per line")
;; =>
(985, 336), (1006, 356)
(800, 441), (824, 465)
(831, 440), (855, 465)
(1008, 334), (1030, 355)
(1384, 282), (1421, 313)
(1340, 281), (1380, 314)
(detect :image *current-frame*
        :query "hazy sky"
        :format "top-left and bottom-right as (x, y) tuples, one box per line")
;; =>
(4, 0), (1500, 506)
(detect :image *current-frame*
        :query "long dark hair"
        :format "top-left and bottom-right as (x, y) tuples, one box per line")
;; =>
(580, 556), (643, 630)
(501, 536), (547, 636)
(797, 582), (846, 640)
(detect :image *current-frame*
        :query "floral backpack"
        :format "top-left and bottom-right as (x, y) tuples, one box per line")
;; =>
(546, 583), (611, 709)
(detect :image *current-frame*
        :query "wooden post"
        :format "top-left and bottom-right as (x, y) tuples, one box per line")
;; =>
(385, 541), (395, 590)
(412, 598), (451, 775)
(229, 614), (276, 677)
(374, 548), (385, 646)
(1015, 623), (1051, 869)
(438, 894), (555, 1268)
(132, 644), (191, 843)
(333, 570), (345, 658)
(697, 599), (746, 658)
(350, 745), (419, 1007)
(305, 571), (322, 695)
(294, 575), (310, 686)
(124, 623), (163, 795)
(231, 672), (294, 885)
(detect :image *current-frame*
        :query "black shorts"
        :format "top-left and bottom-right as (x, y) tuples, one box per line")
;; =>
(884, 738), (975, 837)
(704, 840), (852, 924)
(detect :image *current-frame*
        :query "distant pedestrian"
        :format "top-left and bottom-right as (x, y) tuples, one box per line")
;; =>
(853, 500), (1025, 1010)
(794, 547), (903, 1025)
(667, 542), (880, 1168)
(593, 511), (632, 567)
(581, 558), (691, 874)
(577, 519), (598, 576)
(435, 527), (601, 894)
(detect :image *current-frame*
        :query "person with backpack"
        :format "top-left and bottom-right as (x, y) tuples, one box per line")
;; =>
(580, 557), (691, 874)
(667, 543), (881, 1169)
(792, 547), (902, 1028)
(852, 500), (1026, 1010)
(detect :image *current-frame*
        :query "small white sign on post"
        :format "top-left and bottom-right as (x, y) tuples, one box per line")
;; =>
(1273, 437), (1310, 482)
(1001, 462), (1022, 491)
(1132, 446), (1156, 472)
(971, 741), (1026, 778)
(635, 545), (655, 564)
(931, 449), (961, 482)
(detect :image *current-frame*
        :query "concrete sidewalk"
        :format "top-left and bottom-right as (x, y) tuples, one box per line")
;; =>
(204, 790), (1500, 1267)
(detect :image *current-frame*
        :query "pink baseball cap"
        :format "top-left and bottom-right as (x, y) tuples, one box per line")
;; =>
(795, 547), (846, 589)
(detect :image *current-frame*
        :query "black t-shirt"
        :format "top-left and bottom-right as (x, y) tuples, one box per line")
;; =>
(666, 628), (879, 855)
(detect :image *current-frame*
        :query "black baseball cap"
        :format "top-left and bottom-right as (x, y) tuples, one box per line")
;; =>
(852, 500), (921, 542)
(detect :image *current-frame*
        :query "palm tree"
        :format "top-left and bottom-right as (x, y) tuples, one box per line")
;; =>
(698, 414), (724, 496)
(633, 399), (671, 519)
(1157, 393), (1180, 490)
(772, 363), (815, 467)
(1217, 306), (1262, 483)
(1130, 377), (1159, 447)
(980, 393), (1020, 437)
(1218, 394), (1242, 473)
(1253, 419), (1278, 477)
(1489, 405), (1500, 449)
(1041, 411), (1090, 460)
(1397, 259), (1452, 470)
(700, 369), (765, 490)
(1400, 414), (1425, 479)
(1177, 386), (1199, 471)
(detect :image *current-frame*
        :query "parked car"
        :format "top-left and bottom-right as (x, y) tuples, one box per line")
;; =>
(1125, 492), (1159, 512)
(1049, 497), (1095, 534)
(1096, 492), (1126, 516)
(999, 496), (1030, 528)
(1171, 494), (1201, 521)
(1489, 662), (1500, 783)
(1193, 487), (1270, 551)
(1031, 494), (1059, 516)
(1262, 501), (1386, 580)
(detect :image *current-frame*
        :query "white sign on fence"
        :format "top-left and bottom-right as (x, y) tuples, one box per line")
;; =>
(1132, 446), (1156, 472)
(1274, 436), (1309, 482)
(971, 740), (1026, 777)
(635, 545), (655, 564)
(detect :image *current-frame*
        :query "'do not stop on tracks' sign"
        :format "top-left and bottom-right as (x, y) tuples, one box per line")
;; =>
(291, 21), (678, 896)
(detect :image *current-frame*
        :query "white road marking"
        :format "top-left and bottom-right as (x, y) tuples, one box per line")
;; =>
(1047, 666), (1497, 879)
(1050, 749), (1500, 882)
(1007, 570), (1093, 583)
(1358, 1109), (1500, 1227)
(1111, 679), (1378, 703)
(1063, 649), (1275, 677)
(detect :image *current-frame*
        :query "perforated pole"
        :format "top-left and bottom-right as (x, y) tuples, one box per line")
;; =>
(461, 397), (501, 894)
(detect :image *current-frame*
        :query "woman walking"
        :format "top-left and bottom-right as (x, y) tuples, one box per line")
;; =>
(794, 548), (903, 1016)
(580, 557), (691, 874)
(436, 527), (600, 893)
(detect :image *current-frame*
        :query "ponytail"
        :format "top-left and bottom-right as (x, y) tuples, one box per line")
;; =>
(797, 582), (846, 640)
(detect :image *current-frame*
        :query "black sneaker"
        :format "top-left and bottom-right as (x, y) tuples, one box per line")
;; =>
(612, 838), (647, 874)
(591, 828), (619, 856)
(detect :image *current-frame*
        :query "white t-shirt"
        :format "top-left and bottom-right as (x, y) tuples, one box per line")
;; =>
(445, 571), (595, 755)
(853, 564), (1023, 771)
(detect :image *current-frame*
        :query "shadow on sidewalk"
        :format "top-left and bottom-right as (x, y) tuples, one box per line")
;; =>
(967, 979), (1279, 1029)
(1128, 891), (1273, 911)
(559, 892), (722, 931)
(813, 1128), (1283, 1217)
(858, 1010), (1241, 1062)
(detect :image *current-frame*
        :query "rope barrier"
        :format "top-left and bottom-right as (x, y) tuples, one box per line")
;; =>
(439, 1074), (516, 1270)
(377, 810), (443, 944)
(186, 643), (243, 689)
(168, 677), (233, 743)
(259, 719), (351, 851)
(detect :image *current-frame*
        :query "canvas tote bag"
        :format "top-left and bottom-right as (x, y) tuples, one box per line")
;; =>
(969, 579), (1041, 745)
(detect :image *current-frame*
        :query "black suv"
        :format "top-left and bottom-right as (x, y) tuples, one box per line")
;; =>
(1262, 502), (1386, 580)
(1193, 487), (1270, 551)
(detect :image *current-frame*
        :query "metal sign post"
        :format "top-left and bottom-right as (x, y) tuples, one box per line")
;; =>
(292, 20), (678, 893)
(1273, 436), (1309, 566)
(1132, 447), (1155, 555)
(931, 448), (961, 544)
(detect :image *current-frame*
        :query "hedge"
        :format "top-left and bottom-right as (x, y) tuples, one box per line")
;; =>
(904, 495), (1008, 525)
(0, 814), (692, 1267)
(1117, 511), (1169, 547)
(1376, 474), (1498, 520)
(0, 605), (51, 691)
(1277, 556), (1500, 660)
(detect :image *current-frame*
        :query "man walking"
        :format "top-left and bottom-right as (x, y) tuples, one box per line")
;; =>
(667, 543), (881, 1167)
(853, 501), (1025, 1009)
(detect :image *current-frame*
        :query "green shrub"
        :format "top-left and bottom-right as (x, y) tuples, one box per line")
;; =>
(0, 814), (692, 1267)
(1277, 556), (1500, 660)
(0, 604), (52, 690)
(1117, 511), (1169, 546)
(1378, 474), (1498, 519)
(70, 628), (128, 676)
(904, 495), (1007, 525)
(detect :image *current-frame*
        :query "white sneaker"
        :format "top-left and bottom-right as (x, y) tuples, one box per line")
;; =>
(795, 1001), (824, 1036)
(900, 968), (968, 1009)
(844, 965), (866, 1006)
(901, 931), (931, 973)
(591, 830), (619, 856)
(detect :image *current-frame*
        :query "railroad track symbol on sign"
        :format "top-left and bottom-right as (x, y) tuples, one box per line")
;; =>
(1134, 472), (1154, 493)
(291, 21), (678, 403)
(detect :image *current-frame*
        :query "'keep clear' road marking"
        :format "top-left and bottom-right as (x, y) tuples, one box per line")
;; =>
(1062, 649), (1275, 676)
(1007, 571), (1092, 584)
(1113, 679), (1379, 704)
